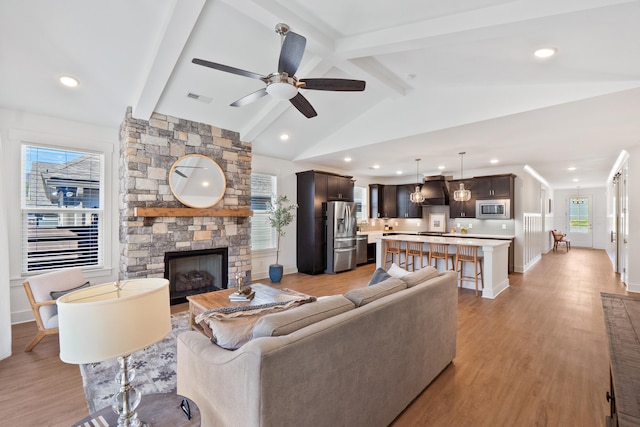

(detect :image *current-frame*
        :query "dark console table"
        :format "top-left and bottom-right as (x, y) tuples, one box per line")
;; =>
(601, 292), (640, 427)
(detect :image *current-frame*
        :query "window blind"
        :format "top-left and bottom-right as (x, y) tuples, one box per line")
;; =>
(251, 173), (276, 251)
(21, 145), (104, 273)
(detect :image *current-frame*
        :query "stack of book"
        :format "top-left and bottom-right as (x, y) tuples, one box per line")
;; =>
(229, 287), (255, 302)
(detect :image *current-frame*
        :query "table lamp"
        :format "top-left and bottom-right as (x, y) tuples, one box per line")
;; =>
(57, 278), (171, 427)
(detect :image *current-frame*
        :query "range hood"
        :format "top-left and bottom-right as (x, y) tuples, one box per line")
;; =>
(420, 175), (451, 205)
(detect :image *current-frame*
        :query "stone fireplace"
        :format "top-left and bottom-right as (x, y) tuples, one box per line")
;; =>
(165, 247), (228, 304)
(118, 108), (252, 294)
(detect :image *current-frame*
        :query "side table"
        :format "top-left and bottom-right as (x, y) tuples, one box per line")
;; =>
(73, 392), (200, 427)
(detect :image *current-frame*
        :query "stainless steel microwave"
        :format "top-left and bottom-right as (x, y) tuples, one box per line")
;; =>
(476, 199), (511, 219)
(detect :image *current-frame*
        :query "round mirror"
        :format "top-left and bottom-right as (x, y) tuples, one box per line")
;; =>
(169, 154), (226, 208)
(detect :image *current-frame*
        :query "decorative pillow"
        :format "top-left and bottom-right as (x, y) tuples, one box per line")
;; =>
(387, 263), (409, 278)
(50, 281), (91, 300)
(368, 268), (392, 286)
(252, 295), (355, 338)
(344, 277), (407, 307)
(400, 266), (440, 288)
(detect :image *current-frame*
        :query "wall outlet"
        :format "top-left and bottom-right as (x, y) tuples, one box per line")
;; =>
(502, 223), (507, 230)
(395, 221), (398, 226)
(417, 221), (421, 227)
(456, 223), (461, 228)
(468, 223), (473, 229)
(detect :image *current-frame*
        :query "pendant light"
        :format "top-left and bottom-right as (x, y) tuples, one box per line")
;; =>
(410, 158), (425, 204)
(453, 152), (471, 202)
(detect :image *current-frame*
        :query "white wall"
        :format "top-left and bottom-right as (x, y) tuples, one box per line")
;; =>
(0, 109), (120, 324)
(626, 145), (640, 293)
(0, 134), (12, 360)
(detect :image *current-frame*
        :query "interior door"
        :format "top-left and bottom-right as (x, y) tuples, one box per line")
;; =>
(566, 193), (593, 248)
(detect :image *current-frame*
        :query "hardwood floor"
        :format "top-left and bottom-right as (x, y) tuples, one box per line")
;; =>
(0, 248), (625, 426)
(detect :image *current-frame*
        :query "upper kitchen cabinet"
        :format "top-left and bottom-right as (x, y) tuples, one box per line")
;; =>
(447, 179), (476, 218)
(369, 184), (397, 218)
(296, 170), (329, 217)
(326, 174), (354, 201)
(474, 174), (515, 199)
(397, 184), (422, 218)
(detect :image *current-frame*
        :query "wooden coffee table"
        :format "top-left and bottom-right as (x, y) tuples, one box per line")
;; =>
(187, 284), (312, 332)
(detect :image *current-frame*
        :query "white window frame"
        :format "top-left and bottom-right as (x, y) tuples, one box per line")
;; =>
(20, 143), (106, 274)
(250, 173), (277, 252)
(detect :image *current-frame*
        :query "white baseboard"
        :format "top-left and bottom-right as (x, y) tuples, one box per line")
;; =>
(626, 282), (640, 294)
(11, 309), (34, 325)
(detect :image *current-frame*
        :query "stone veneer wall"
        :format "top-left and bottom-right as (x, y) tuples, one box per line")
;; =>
(119, 107), (252, 285)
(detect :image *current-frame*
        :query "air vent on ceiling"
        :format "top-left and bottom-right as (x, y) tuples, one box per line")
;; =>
(186, 92), (213, 104)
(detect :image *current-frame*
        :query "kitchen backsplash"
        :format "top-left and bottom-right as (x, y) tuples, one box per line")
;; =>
(359, 205), (515, 236)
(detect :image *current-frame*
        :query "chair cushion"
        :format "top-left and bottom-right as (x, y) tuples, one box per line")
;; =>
(367, 268), (392, 286)
(50, 281), (90, 300)
(252, 295), (355, 338)
(400, 266), (441, 288)
(344, 277), (407, 307)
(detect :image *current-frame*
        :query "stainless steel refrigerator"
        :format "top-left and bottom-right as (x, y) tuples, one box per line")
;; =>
(325, 201), (357, 274)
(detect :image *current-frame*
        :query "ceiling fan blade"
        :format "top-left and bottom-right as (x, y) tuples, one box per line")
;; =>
(289, 93), (317, 118)
(230, 88), (268, 107)
(278, 32), (306, 76)
(300, 78), (366, 91)
(174, 170), (188, 178)
(192, 58), (266, 80)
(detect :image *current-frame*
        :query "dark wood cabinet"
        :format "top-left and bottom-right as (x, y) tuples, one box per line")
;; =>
(396, 184), (422, 218)
(327, 175), (354, 201)
(447, 179), (476, 218)
(296, 170), (352, 275)
(474, 174), (515, 199)
(369, 184), (397, 218)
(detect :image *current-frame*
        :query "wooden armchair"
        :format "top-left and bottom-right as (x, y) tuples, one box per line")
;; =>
(23, 267), (88, 351)
(551, 230), (571, 252)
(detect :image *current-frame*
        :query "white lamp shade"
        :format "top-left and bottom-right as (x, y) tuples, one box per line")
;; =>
(57, 278), (171, 364)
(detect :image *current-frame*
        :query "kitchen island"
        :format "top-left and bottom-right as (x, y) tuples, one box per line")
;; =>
(376, 234), (510, 298)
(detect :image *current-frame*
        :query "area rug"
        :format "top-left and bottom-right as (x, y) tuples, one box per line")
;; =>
(79, 312), (190, 413)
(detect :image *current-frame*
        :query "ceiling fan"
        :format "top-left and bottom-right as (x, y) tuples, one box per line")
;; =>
(192, 23), (366, 118)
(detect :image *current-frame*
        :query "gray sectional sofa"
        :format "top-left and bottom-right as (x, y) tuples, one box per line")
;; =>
(177, 269), (458, 427)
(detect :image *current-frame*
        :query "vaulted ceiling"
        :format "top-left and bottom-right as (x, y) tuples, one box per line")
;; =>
(2, 0), (640, 188)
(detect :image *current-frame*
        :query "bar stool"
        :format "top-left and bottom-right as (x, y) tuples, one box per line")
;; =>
(428, 243), (455, 271)
(384, 240), (403, 269)
(405, 241), (427, 271)
(455, 245), (484, 296)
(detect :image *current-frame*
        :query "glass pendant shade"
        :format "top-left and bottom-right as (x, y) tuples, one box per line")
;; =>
(453, 183), (471, 202)
(410, 159), (425, 204)
(453, 152), (472, 202)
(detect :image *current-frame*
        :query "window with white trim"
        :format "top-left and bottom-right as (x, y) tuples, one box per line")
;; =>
(21, 144), (104, 273)
(251, 173), (276, 251)
(354, 186), (368, 222)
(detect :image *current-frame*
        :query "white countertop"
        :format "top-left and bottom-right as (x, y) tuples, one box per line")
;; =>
(377, 234), (510, 248)
(443, 233), (515, 239)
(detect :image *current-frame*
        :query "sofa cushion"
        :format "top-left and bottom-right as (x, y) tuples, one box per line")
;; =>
(387, 263), (410, 278)
(367, 268), (392, 286)
(400, 267), (441, 288)
(252, 295), (355, 338)
(344, 277), (407, 307)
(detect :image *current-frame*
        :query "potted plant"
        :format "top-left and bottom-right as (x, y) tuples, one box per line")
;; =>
(266, 195), (297, 283)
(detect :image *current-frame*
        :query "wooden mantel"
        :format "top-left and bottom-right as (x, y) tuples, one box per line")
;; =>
(134, 207), (253, 217)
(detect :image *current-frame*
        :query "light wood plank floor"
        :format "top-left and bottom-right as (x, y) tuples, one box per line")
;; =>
(0, 248), (625, 426)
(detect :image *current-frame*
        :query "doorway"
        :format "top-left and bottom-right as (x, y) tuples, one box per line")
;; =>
(566, 192), (593, 248)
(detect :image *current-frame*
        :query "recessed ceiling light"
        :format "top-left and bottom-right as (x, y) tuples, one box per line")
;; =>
(344, 157), (352, 162)
(568, 167), (576, 171)
(396, 170), (403, 175)
(372, 164), (380, 169)
(280, 134), (289, 141)
(490, 159), (499, 164)
(59, 75), (79, 88)
(437, 165), (445, 170)
(534, 47), (557, 58)
(572, 178), (579, 182)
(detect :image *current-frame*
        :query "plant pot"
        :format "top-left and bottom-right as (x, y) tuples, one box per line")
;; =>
(269, 264), (284, 283)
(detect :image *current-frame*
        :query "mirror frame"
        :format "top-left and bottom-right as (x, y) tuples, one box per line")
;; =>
(168, 154), (226, 208)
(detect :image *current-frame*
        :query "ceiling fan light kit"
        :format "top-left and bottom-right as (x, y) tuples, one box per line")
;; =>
(192, 23), (365, 118)
(453, 152), (472, 202)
